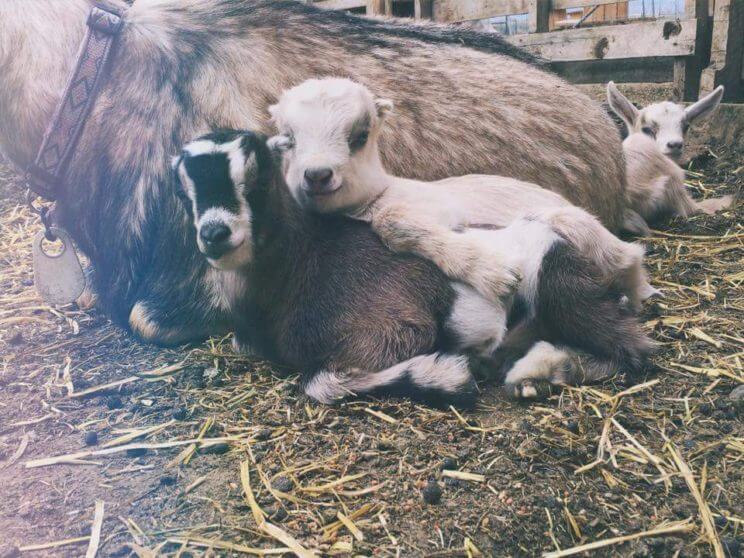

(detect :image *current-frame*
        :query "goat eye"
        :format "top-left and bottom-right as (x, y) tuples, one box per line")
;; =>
(349, 130), (369, 151)
(641, 127), (656, 138)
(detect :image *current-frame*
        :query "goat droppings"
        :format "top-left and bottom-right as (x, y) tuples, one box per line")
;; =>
(422, 480), (443, 504)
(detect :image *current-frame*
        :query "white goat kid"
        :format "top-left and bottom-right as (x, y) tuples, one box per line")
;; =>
(269, 78), (654, 310)
(607, 82), (734, 234)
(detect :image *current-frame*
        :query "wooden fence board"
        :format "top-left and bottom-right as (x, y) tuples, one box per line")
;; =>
(552, 0), (627, 9)
(432, 0), (529, 21)
(507, 18), (698, 61)
(310, 0), (731, 100)
(315, 0), (367, 9)
(367, 0), (385, 14)
(415, 0), (434, 19)
(316, 0), (625, 18)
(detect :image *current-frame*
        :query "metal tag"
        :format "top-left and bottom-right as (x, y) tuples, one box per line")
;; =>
(32, 227), (86, 305)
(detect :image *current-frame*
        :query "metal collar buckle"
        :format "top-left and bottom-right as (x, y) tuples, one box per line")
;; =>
(25, 187), (56, 241)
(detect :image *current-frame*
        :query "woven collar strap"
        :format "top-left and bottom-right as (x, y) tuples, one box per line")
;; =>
(26, 6), (124, 201)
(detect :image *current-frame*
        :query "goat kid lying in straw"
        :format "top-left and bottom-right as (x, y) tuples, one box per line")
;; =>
(173, 130), (653, 407)
(607, 82), (735, 236)
(268, 78), (657, 311)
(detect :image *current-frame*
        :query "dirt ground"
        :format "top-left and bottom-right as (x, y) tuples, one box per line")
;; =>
(0, 119), (742, 556)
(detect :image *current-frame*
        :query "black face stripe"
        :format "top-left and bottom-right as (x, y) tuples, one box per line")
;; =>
(183, 152), (241, 217)
(178, 130), (276, 231)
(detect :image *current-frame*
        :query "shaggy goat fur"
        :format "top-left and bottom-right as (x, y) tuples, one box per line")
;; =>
(0, 0), (626, 344)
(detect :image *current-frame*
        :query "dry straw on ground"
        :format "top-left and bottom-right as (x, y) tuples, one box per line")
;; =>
(0, 144), (741, 556)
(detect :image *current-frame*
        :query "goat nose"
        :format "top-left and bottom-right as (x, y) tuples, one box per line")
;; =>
(200, 223), (231, 245)
(667, 141), (683, 150)
(303, 167), (334, 192)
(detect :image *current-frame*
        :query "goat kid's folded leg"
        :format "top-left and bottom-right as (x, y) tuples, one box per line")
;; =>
(501, 341), (569, 400)
(621, 208), (651, 237)
(696, 195), (735, 215)
(370, 205), (521, 302)
(302, 353), (478, 409)
(502, 341), (622, 400)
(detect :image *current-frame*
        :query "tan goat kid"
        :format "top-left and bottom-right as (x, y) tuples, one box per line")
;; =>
(606, 82), (734, 235)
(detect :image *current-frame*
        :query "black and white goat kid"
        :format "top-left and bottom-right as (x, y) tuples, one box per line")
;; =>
(173, 131), (653, 407)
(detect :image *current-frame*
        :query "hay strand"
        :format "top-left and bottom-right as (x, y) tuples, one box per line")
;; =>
(84, 500), (105, 558)
(239, 461), (318, 558)
(542, 519), (695, 557)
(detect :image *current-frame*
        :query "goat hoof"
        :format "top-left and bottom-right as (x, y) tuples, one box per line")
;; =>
(502, 379), (555, 401)
(75, 287), (98, 310)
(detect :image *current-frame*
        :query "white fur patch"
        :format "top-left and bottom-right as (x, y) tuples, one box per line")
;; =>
(303, 353), (472, 404)
(184, 138), (239, 158)
(229, 142), (253, 188)
(504, 341), (570, 385)
(204, 267), (248, 311)
(404, 353), (472, 393)
(182, 136), (248, 186)
(183, 139), (218, 157)
(199, 206), (243, 228)
(303, 370), (354, 404)
(467, 220), (558, 314)
(195, 206), (252, 270)
(446, 283), (508, 355)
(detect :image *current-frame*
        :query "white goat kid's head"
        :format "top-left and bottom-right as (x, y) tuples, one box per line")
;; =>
(268, 78), (393, 213)
(172, 131), (270, 270)
(607, 81), (724, 162)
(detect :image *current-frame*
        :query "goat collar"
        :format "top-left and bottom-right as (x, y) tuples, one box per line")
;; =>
(26, 5), (124, 201)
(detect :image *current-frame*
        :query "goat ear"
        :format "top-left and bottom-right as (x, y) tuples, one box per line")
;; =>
(171, 154), (182, 171)
(267, 134), (293, 153)
(170, 155), (192, 211)
(268, 103), (280, 123)
(171, 155), (184, 189)
(606, 81), (639, 128)
(685, 85), (724, 123)
(375, 98), (394, 118)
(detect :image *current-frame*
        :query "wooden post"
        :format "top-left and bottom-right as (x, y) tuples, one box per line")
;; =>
(672, 0), (710, 101)
(414, 0), (433, 19)
(700, 0), (744, 101)
(366, 0), (385, 15)
(529, 0), (550, 33)
(384, 0), (393, 15)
